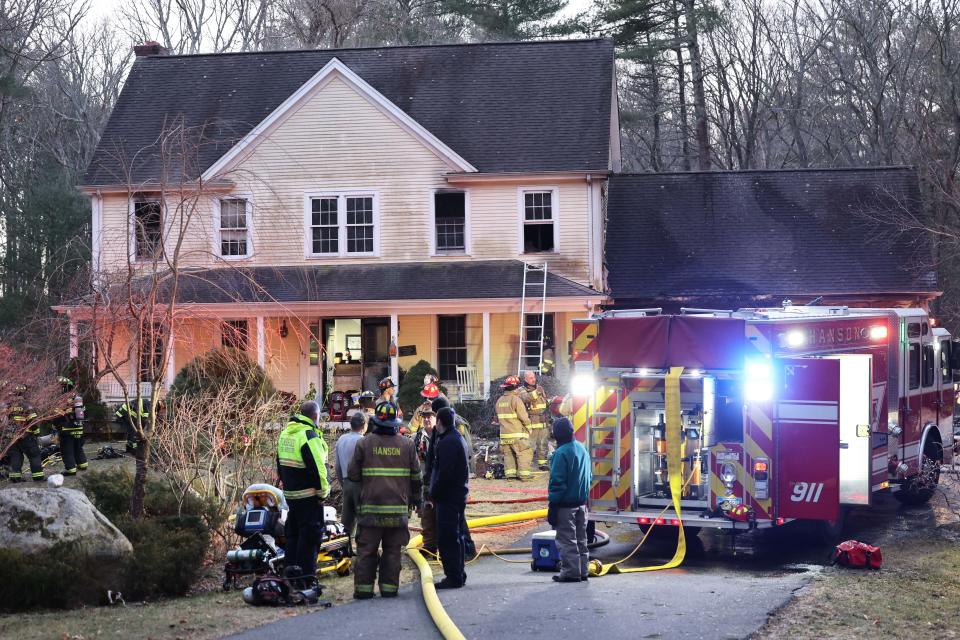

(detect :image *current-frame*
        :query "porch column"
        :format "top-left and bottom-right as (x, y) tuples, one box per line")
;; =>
(256, 316), (265, 368)
(482, 312), (491, 398)
(165, 325), (175, 391)
(68, 317), (78, 359)
(390, 313), (399, 384)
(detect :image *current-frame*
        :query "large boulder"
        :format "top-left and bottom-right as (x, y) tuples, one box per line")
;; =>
(0, 486), (133, 608)
(0, 486), (132, 557)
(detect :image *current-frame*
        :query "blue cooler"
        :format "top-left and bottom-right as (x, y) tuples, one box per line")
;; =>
(531, 530), (560, 572)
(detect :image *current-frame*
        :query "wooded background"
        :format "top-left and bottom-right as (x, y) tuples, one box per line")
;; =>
(3, 0), (960, 330)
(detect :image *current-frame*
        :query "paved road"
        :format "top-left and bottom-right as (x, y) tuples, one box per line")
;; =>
(228, 482), (957, 640)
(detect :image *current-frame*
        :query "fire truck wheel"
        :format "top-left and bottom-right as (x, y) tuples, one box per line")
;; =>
(813, 507), (847, 545)
(894, 443), (942, 506)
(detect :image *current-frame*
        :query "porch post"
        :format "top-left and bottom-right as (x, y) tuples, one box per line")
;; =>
(68, 316), (78, 359)
(165, 324), (175, 391)
(482, 311), (490, 398)
(256, 316), (265, 369)
(390, 313), (399, 384)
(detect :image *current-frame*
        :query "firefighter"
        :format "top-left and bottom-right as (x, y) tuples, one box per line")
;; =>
(377, 377), (397, 405)
(56, 377), (88, 475)
(8, 385), (43, 483)
(276, 401), (329, 583)
(358, 390), (376, 417)
(347, 401), (421, 599)
(521, 370), (550, 471)
(540, 338), (556, 377)
(409, 383), (441, 434)
(115, 398), (149, 453)
(495, 376), (532, 481)
(412, 405), (438, 553)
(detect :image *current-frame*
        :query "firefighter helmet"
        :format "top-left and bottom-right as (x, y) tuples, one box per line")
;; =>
(725, 504), (751, 523)
(378, 377), (395, 392)
(423, 374), (439, 386)
(421, 383), (440, 399)
(500, 375), (521, 390)
(372, 401), (403, 428)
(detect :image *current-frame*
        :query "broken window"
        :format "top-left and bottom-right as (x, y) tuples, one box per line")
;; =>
(133, 200), (162, 259)
(522, 190), (555, 253)
(219, 198), (250, 257)
(435, 192), (466, 252)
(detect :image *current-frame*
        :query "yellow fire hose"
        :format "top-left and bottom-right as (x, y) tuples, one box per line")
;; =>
(407, 367), (689, 637)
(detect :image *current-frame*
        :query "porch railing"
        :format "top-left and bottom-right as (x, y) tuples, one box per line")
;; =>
(97, 380), (155, 403)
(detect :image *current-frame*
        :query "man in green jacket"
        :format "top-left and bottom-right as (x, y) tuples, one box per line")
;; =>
(547, 417), (592, 583)
(276, 401), (329, 581)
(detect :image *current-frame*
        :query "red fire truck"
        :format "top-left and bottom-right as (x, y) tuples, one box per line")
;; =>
(570, 306), (956, 536)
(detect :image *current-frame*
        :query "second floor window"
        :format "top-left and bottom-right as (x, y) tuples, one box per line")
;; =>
(218, 198), (250, 258)
(223, 320), (249, 351)
(309, 193), (377, 257)
(435, 191), (466, 253)
(522, 190), (555, 253)
(133, 200), (162, 260)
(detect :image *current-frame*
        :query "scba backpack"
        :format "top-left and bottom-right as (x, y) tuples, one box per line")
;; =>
(832, 540), (882, 570)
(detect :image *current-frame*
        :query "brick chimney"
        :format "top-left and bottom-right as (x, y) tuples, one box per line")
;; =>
(133, 41), (170, 57)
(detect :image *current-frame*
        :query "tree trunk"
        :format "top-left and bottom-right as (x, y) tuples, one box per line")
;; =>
(683, 0), (711, 170)
(674, 6), (692, 171)
(129, 434), (151, 519)
(647, 36), (663, 171)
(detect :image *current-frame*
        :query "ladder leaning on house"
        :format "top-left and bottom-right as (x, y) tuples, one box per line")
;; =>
(517, 262), (548, 374)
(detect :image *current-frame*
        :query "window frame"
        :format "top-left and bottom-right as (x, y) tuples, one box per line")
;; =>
(129, 198), (164, 262)
(908, 343), (921, 390)
(922, 343), (936, 388)
(214, 195), (253, 260)
(304, 190), (380, 258)
(517, 186), (559, 255)
(430, 189), (471, 256)
(222, 319), (250, 352)
(437, 315), (467, 382)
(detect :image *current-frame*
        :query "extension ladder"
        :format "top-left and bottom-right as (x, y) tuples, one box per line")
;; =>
(517, 262), (548, 374)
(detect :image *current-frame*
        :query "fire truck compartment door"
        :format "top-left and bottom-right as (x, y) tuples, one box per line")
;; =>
(826, 354), (872, 506)
(776, 358), (841, 521)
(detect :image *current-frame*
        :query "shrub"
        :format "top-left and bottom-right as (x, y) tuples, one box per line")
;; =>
(169, 348), (275, 411)
(397, 360), (446, 415)
(0, 541), (113, 610)
(81, 469), (226, 600)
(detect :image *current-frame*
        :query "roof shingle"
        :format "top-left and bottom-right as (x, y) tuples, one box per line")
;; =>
(605, 168), (938, 302)
(85, 39), (615, 185)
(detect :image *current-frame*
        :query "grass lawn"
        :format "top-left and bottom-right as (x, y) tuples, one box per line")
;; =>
(758, 522), (960, 639)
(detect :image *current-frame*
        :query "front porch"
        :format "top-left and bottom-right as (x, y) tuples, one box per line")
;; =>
(63, 260), (605, 404)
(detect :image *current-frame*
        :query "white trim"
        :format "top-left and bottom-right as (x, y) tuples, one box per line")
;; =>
(165, 329), (175, 391)
(256, 316), (266, 368)
(589, 177), (604, 291)
(482, 311), (490, 397)
(390, 313), (399, 384)
(213, 194), (254, 261)
(201, 57), (477, 181)
(429, 188), (471, 256)
(91, 193), (103, 276)
(303, 190), (381, 258)
(128, 197), (165, 264)
(517, 186), (560, 255)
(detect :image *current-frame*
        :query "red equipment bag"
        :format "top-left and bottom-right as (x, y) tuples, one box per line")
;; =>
(832, 540), (882, 570)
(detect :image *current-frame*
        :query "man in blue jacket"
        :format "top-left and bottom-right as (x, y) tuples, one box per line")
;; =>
(429, 407), (470, 589)
(547, 417), (592, 583)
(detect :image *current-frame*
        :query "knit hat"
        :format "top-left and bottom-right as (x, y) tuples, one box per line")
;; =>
(437, 407), (456, 430)
(430, 396), (450, 413)
(552, 417), (574, 445)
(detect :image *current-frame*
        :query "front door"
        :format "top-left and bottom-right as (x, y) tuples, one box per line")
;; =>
(361, 318), (390, 391)
(776, 357), (841, 521)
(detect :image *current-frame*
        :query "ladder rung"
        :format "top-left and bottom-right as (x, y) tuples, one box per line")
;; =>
(593, 412), (619, 418)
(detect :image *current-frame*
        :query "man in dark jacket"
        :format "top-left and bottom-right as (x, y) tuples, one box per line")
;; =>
(429, 407), (469, 589)
(348, 401), (421, 599)
(430, 397), (476, 558)
(548, 417), (592, 583)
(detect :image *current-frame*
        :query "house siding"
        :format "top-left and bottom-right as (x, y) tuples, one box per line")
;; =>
(94, 74), (595, 287)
